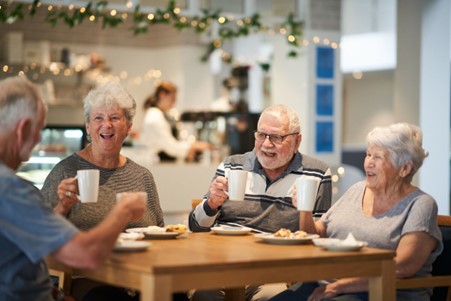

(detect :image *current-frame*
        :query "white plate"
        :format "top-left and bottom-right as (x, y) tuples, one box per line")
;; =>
(313, 238), (368, 251)
(126, 227), (183, 239)
(119, 232), (145, 240)
(113, 240), (151, 252)
(211, 226), (252, 236)
(254, 233), (319, 245)
(312, 238), (341, 247)
(126, 226), (166, 234)
(143, 232), (183, 239)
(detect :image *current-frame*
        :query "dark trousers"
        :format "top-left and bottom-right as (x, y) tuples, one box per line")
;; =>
(269, 282), (368, 301)
(82, 285), (189, 301)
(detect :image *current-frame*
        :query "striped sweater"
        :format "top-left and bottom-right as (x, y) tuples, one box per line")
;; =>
(189, 151), (332, 233)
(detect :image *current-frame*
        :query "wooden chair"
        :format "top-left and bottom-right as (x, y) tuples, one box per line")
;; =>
(47, 256), (73, 297)
(49, 268), (72, 295)
(192, 199), (203, 209)
(396, 215), (451, 301)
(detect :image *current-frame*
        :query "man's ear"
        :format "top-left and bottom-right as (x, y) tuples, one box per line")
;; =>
(294, 134), (302, 152)
(15, 118), (33, 149)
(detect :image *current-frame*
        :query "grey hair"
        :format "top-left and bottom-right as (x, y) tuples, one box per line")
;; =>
(83, 81), (136, 124)
(366, 123), (428, 183)
(259, 104), (301, 133)
(0, 76), (45, 131)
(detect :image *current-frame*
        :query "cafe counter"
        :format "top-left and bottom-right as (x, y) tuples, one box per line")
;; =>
(121, 147), (217, 214)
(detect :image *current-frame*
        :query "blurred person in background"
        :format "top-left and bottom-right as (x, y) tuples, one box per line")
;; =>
(138, 81), (210, 163)
(270, 123), (443, 301)
(0, 76), (146, 301)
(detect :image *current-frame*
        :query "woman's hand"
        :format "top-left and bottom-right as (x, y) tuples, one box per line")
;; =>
(207, 176), (228, 210)
(54, 177), (80, 216)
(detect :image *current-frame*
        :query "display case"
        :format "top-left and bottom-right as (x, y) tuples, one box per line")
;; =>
(17, 125), (87, 188)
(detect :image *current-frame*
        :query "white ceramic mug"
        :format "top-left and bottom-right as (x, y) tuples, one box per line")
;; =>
(295, 177), (319, 211)
(226, 170), (248, 201)
(116, 191), (147, 205)
(76, 169), (99, 203)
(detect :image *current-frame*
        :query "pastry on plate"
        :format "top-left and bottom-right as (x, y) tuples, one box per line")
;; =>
(165, 224), (188, 234)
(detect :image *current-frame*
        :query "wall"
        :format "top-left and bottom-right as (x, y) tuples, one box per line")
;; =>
(342, 70), (395, 147)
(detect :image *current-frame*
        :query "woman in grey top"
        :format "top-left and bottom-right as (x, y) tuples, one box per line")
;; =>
(269, 123), (443, 301)
(41, 81), (164, 230)
(41, 82), (165, 301)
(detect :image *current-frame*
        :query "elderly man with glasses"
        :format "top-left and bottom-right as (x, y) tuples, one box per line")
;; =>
(188, 104), (332, 301)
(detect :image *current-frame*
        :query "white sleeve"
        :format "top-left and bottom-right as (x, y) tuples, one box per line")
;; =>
(193, 199), (220, 227)
(139, 108), (190, 159)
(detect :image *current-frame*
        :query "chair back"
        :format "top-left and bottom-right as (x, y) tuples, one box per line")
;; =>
(431, 215), (451, 301)
(192, 199), (202, 209)
(396, 215), (451, 301)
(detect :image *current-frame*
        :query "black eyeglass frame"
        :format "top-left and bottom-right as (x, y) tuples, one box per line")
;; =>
(254, 131), (300, 145)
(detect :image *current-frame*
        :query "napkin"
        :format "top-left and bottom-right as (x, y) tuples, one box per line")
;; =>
(343, 233), (357, 244)
(338, 233), (367, 247)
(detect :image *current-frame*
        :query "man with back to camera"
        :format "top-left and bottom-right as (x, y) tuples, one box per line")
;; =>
(0, 76), (146, 301)
(188, 104), (332, 301)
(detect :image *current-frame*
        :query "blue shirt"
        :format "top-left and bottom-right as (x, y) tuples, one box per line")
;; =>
(0, 162), (78, 301)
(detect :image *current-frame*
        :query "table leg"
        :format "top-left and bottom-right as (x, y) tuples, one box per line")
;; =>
(140, 274), (172, 301)
(224, 287), (246, 301)
(368, 259), (396, 301)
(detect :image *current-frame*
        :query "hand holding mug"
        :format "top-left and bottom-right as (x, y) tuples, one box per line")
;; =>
(56, 177), (80, 214)
(207, 176), (228, 209)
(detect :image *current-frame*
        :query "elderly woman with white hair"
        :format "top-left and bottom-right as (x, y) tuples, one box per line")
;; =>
(269, 123), (443, 301)
(42, 81), (164, 230)
(41, 81), (169, 301)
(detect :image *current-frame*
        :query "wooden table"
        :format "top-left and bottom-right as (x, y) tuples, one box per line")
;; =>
(47, 232), (396, 301)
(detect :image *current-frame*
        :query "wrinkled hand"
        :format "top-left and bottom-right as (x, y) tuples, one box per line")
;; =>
(116, 192), (146, 221)
(56, 177), (80, 214)
(307, 284), (338, 301)
(207, 176), (228, 210)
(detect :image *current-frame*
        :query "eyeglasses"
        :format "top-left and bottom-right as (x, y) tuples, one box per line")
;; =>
(254, 131), (299, 145)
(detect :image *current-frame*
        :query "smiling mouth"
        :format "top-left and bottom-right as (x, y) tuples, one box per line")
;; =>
(261, 150), (276, 157)
(100, 133), (114, 139)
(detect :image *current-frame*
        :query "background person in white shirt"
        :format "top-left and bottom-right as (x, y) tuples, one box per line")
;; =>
(139, 81), (210, 162)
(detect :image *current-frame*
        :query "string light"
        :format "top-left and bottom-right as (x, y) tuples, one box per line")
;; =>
(0, 62), (163, 87)
(0, 0), (341, 70)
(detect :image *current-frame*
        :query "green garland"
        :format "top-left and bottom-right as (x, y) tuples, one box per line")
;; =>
(0, 0), (304, 69)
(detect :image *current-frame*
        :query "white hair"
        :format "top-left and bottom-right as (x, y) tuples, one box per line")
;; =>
(0, 76), (45, 131)
(83, 81), (136, 124)
(259, 104), (301, 133)
(366, 123), (428, 183)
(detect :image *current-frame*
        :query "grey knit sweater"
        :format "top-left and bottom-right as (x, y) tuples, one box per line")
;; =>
(41, 153), (164, 231)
